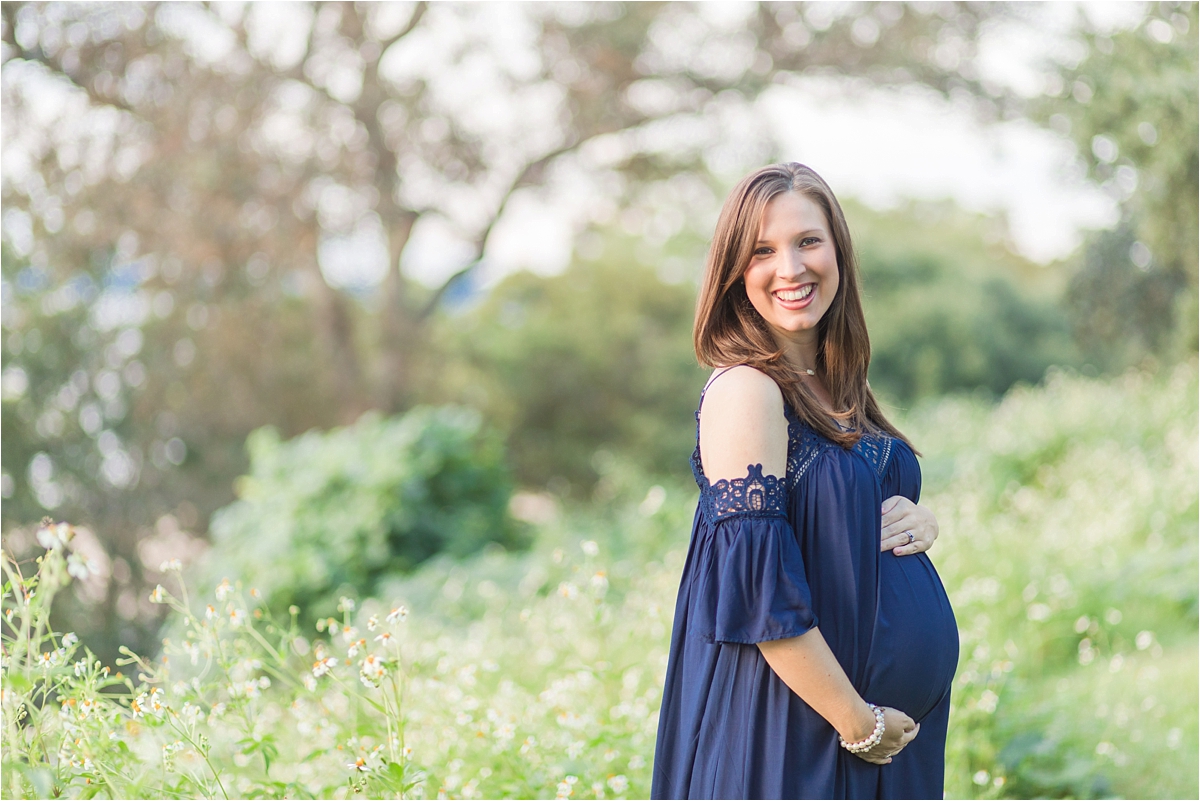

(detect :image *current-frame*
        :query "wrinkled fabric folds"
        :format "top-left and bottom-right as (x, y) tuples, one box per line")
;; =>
(692, 512), (818, 645)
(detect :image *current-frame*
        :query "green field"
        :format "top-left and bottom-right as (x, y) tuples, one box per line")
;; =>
(4, 363), (1196, 799)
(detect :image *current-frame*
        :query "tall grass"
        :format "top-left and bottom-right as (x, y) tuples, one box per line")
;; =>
(3, 363), (1195, 799)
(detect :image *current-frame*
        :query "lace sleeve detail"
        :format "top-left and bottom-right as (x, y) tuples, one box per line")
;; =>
(701, 464), (787, 522)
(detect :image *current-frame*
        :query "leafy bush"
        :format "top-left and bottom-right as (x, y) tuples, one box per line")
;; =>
(200, 406), (523, 628)
(427, 249), (704, 495)
(851, 200), (1078, 404)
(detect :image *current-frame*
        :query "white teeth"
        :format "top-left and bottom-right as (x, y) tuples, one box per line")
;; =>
(775, 285), (814, 301)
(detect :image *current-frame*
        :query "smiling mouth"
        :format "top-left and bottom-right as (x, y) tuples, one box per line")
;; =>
(773, 285), (814, 302)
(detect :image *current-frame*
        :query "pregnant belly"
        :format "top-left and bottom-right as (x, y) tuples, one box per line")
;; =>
(862, 552), (959, 722)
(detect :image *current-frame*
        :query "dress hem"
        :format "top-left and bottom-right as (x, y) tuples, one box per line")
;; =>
(699, 621), (817, 646)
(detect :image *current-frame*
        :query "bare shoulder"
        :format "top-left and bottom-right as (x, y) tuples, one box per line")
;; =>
(701, 366), (783, 419)
(698, 366), (788, 480)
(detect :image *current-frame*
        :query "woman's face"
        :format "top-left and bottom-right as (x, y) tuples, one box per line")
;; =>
(742, 190), (840, 342)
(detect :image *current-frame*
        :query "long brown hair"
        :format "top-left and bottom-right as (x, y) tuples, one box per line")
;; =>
(694, 162), (911, 449)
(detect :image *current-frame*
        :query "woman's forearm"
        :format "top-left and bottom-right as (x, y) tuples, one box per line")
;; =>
(757, 627), (876, 742)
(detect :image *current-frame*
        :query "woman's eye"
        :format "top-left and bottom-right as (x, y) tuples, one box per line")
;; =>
(800, 237), (820, 247)
(754, 247), (772, 256)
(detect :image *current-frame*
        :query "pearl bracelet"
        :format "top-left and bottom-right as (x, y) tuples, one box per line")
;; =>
(838, 704), (886, 754)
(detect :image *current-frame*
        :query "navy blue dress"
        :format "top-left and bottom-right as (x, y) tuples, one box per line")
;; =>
(652, 387), (959, 800)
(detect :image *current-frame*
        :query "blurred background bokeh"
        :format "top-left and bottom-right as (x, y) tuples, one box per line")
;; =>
(2, 2), (1196, 798)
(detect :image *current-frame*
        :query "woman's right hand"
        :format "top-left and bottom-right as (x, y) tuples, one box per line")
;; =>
(853, 707), (919, 765)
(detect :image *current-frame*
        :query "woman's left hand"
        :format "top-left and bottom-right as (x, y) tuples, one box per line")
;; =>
(880, 496), (938, 556)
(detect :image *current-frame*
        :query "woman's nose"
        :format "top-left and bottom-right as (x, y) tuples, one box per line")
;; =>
(778, 248), (806, 280)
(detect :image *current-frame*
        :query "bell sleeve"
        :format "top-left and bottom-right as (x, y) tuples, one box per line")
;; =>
(690, 464), (817, 645)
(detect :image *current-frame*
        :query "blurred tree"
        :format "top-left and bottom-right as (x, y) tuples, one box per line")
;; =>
(850, 200), (1078, 405)
(0, 0), (1019, 652)
(1035, 3), (1198, 366)
(428, 232), (704, 494)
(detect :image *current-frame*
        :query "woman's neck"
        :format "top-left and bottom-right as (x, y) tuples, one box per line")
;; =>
(774, 330), (820, 375)
(772, 329), (836, 409)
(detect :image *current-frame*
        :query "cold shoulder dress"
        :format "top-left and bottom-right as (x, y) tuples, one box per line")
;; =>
(652, 385), (959, 800)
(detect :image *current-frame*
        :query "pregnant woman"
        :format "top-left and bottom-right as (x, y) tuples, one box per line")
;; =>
(652, 163), (959, 799)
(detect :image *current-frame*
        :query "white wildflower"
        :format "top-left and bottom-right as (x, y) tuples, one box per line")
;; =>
(366, 615), (378, 631)
(556, 776), (578, 799)
(149, 585), (166, 604)
(66, 552), (92, 580)
(591, 570), (609, 593)
(148, 688), (165, 716)
(62, 632), (79, 648)
(386, 606), (408, 624)
(159, 559), (182, 572)
(37, 522), (74, 550)
(607, 775), (629, 794)
(215, 579), (233, 601)
(79, 698), (96, 719)
(360, 653), (387, 686)
(312, 657), (337, 678)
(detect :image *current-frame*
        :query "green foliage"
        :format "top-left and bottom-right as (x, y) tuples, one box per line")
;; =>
(1064, 223), (1189, 368)
(3, 365), (1196, 799)
(3, 533), (425, 800)
(428, 239), (706, 494)
(849, 200), (1078, 405)
(201, 406), (523, 628)
(910, 362), (1198, 799)
(1041, 4), (1199, 364)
